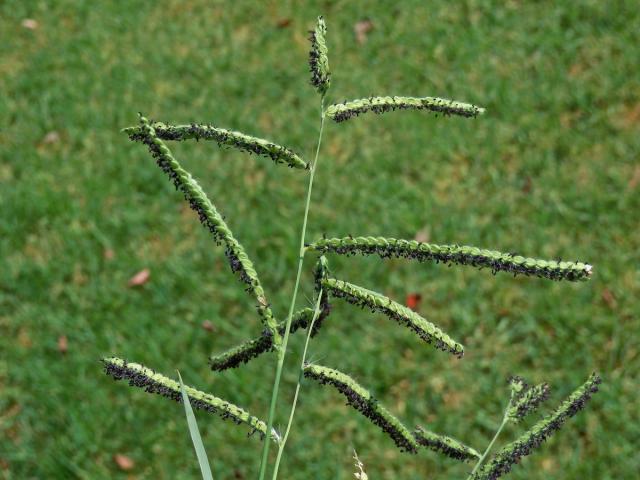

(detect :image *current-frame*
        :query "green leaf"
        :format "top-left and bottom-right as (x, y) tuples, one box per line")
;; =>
(178, 371), (214, 480)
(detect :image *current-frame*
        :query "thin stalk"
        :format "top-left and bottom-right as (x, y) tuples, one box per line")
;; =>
(271, 289), (324, 479)
(258, 97), (326, 480)
(467, 397), (513, 479)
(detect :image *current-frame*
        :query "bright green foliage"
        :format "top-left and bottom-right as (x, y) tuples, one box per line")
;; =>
(414, 426), (481, 462)
(124, 122), (308, 169)
(321, 276), (464, 356)
(302, 364), (419, 453)
(308, 237), (592, 281)
(131, 115), (280, 343)
(326, 96), (484, 122)
(103, 358), (279, 443)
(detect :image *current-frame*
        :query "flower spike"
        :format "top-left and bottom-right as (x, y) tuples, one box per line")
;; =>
(125, 122), (308, 169)
(309, 16), (330, 95)
(209, 308), (315, 371)
(303, 363), (419, 453)
(326, 96), (484, 123)
(308, 236), (592, 282)
(473, 373), (602, 479)
(103, 357), (280, 442)
(507, 376), (550, 422)
(132, 115), (279, 342)
(322, 276), (464, 357)
(413, 426), (481, 462)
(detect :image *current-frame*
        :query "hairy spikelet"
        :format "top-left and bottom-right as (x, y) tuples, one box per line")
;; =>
(413, 426), (481, 461)
(309, 16), (330, 95)
(303, 364), (419, 453)
(473, 373), (602, 480)
(125, 122), (308, 169)
(326, 96), (484, 123)
(322, 276), (464, 357)
(131, 115), (279, 342)
(103, 357), (279, 442)
(507, 376), (550, 422)
(209, 308), (314, 371)
(308, 237), (592, 282)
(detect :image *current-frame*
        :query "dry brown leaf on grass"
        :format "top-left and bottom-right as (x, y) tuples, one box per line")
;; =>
(354, 19), (374, 45)
(57, 335), (68, 354)
(128, 268), (150, 287)
(113, 453), (134, 471)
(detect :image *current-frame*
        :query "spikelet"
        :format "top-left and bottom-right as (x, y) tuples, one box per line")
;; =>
(326, 96), (484, 123)
(125, 122), (308, 169)
(311, 255), (332, 336)
(131, 115), (279, 342)
(103, 357), (280, 442)
(303, 363), (419, 453)
(309, 16), (330, 95)
(507, 376), (550, 422)
(473, 373), (602, 480)
(413, 426), (481, 462)
(209, 308), (314, 371)
(322, 276), (464, 357)
(308, 237), (593, 282)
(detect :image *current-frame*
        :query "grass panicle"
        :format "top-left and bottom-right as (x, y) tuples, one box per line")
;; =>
(507, 377), (550, 422)
(308, 237), (592, 282)
(131, 115), (280, 342)
(303, 363), (419, 453)
(209, 308), (314, 371)
(103, 357), (280, 442)
(472, 373), (602, 480)
(125, 122), (308, 169)
(322, 276), (464, 357)
(308, 16), (330, 95)
(326, 96), (484, 123)
(413, 426), (481, 462)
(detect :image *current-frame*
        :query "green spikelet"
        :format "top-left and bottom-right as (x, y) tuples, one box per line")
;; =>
(322, 276), (464, 357)
(124, 122), (308, 169)
(309, 16), (330, 95)
(308, 236), (592, 282)
(326, 96), (484, 122)
(413, 426), (481, 462)
(506, 376), (550, 422)
(103, 357), (280, 442)
(303, 363), (419, 453)
(473, 373), (602, 479)
(209, 308), (314, 371)
(131, 115), (279, 343)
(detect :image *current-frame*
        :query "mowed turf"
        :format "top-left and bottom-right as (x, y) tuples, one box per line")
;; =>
(1, 1), (638, 479)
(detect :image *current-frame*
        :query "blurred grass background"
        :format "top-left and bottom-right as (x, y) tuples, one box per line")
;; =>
(1, 1), (638, 479)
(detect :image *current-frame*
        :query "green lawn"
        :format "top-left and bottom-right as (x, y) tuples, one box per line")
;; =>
(1, 1), (638, 479)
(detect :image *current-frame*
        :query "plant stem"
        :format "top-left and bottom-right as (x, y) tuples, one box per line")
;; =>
(271, 288), (324, 479)
(258, 97), (326, 480)
(467, 398), (512, 479)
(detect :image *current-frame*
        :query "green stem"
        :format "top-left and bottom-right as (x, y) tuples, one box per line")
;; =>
(258, 97), (326, 480)
(271, 288), (324, 479)
(467, 398), (512, 479)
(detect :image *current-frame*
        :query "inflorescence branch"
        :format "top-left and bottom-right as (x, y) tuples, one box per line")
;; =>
(130, 115), (280, 342)
(303, 363), (419, 453)
(103, 357), (279, 442)
(326, 96), (484, 123)
(322, 276), (464, 357)
(308, 237), (593, 282)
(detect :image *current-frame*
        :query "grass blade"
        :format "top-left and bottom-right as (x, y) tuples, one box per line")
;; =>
(178, 371), (214, 480)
